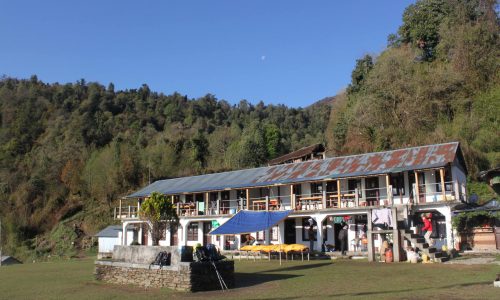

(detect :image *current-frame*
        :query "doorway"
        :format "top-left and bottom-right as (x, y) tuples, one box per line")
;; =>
(365, 177), (379, 206)
(284, 219), (296, 244)
(170, 224), (178, 246)
(203, 222), (213, 245)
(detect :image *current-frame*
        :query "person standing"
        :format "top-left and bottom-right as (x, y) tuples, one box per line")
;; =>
(338, 225), (348, 255)
(421, 214), (433, 246)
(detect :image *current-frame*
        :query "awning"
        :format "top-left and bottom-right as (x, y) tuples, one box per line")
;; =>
(210, 210), (293, 235)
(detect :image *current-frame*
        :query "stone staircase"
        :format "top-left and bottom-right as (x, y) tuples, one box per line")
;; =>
(401, 230), (449, 263)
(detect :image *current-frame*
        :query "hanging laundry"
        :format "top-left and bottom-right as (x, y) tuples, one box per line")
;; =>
(371, 208), (393, 227)
(333, 216), (344, 224)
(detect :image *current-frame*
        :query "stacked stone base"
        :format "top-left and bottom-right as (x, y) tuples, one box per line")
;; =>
(95, 260), (234, 292)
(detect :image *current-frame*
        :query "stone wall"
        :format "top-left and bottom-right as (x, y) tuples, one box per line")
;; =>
(95, 245), (234, 292)
(112, 245), (181, 265)
(95, 260), (234, 292)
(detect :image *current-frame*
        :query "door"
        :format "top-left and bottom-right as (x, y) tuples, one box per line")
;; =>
(408, 172), (425, 203)
(141, 223), (148, 246)
(365, 177), (379, 206)
(170, 224), (178, 246)
(203, 222), (212, 246)
(284, 219), (296, 244)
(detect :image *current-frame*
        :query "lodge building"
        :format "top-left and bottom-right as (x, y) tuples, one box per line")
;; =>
(114, 142), (467, 255)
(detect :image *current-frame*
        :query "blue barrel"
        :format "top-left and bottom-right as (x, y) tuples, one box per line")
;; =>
(180, 246), (193, 262)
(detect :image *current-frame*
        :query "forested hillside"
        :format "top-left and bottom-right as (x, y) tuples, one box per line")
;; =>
(326, 0), (499, 194)
(0, 78), (330, 258)
(1, 0), (498, 259)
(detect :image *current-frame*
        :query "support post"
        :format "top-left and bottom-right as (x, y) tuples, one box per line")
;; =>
(290, 185), (295, 210)
(314, 215), (326, 252)
(391, 207), (400, 262)
(454, 181), (460, 201)
(367, 209), (374, 262)
(205, 192), (209, 215)
(216, 198), (220, 215)
(265, 196), (269, 211)
(322, 189), (327, 209)
(386, 175), (392, 205)
(246, 189), (250, 210)
(439, 168), (446, 201)
(122, 222), (128, 245)
(414, 172), (420, 204)
(337, 180), (341, 208)
(354, 188), (359, 207)
(119, 199), (122, 219)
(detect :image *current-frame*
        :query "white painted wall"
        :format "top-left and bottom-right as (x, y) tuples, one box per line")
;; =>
(98, 237), (120, 253)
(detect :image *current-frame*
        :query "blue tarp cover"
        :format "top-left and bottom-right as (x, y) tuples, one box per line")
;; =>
(210, 210), (293, 235)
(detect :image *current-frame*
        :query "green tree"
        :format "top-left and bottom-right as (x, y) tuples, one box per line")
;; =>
(398, 0), (452, 59)
(139, 192), (178, 246)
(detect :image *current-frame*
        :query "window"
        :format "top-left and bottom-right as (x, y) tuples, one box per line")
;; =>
(302, 218), (316, 241)
(221, 191), (230, 200)
(311, 182), (323, 195)
(390, 173), (405, 196)
(326, 181), (338, 194)
(255, 225), (279, 241)
(236, 189), (246, 199)
(348, 179), (362, 198)
(187, 223), (199, 241)
(435, 167), (453, 192)
(293, 184), (302, 195)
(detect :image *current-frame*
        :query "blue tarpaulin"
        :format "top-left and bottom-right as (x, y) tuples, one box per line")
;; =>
(209, 210), (293, 235)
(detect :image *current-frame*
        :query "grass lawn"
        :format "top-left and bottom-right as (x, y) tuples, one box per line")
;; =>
(0, 258), (498, 299)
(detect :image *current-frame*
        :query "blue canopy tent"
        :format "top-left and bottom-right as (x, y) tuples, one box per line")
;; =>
(209, 210), (294, 265)
(209, 210), (293, 235)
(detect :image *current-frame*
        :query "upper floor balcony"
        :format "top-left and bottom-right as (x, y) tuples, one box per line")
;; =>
(114, 173), (464, 220)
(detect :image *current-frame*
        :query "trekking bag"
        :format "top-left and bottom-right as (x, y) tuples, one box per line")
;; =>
(150, 251), (171, 268)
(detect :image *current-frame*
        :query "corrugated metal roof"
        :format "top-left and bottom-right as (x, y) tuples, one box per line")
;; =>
(268, 143), (325, 165)
(95, 225), (122, 238)
(127, 142), (461, 198)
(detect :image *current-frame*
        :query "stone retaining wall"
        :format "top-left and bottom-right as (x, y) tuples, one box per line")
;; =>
(95, 249), (234, 292)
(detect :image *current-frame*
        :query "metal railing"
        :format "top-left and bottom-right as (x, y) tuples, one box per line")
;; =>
(114, 205), (139, 219)
(413, 181), (456, 203)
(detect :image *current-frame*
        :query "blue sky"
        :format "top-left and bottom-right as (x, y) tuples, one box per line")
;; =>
(1, 1), (414, 107)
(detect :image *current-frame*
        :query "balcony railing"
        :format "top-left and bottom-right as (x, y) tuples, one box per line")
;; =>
(114, 205), (139, 219)
(113, 179), (463, 219)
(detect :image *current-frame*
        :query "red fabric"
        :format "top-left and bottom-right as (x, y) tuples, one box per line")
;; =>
(422, 217), (432, 232)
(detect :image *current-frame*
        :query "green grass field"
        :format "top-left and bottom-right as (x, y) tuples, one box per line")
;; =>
(0, 258), (498, 299)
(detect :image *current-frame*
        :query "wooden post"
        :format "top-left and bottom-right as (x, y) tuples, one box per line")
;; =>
(265, 196), (269, 211)
(216, 198), (220, 215)
(322, 189), (327, 209)
(290, 185), (295, 210)
(246, 189), (250, 210)
(128, 205), (131, 218)
(355, 188), (359, 207)
(337, 180), (341, 208)
(119, 198), (122, 219)
(386, 175), (391, 205)
(205, 192), (209, 215)
(414, 172), (420, 204)
(114, 207), (117, 219)
(367, 209), (374, 262)
(439, 168), (446, 201)
(391, 207), (400, 262)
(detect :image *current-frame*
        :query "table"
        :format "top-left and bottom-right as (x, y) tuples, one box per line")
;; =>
(340, 193), (356, 208)
(298, 196), (323, 210)
(252, 200), (267, 211)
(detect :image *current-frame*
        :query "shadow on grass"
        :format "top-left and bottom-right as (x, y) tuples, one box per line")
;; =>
(234, 272), (302, 289)
(326, 280), (493, 298)
(259, 262), (332, 273)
